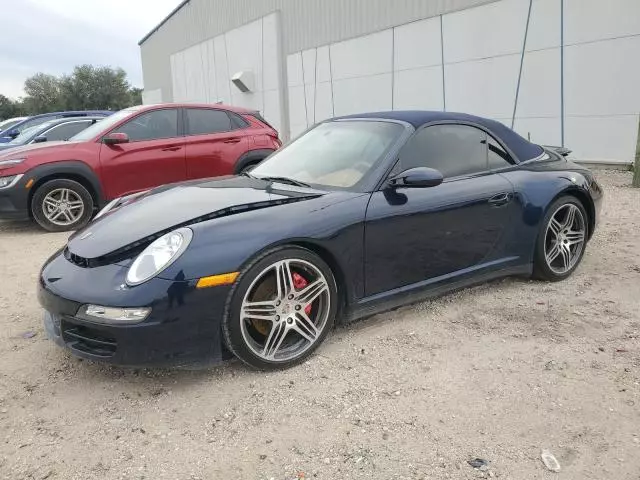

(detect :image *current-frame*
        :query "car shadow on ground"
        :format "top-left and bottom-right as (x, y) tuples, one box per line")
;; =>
(54, 348), (245, 392)
(0, 219), (45, 234)
(53, 276), (529, 391)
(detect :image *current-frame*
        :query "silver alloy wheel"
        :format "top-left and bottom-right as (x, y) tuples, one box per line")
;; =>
(42, 188), (85, 226)
(544, 203), (586, 274)
(240, 259), (331, 362)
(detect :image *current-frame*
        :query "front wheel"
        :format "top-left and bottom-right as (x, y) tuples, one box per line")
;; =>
(31, 179), (94, 232)
(533, 196), (588, 281)
(222, 246), (338, 370)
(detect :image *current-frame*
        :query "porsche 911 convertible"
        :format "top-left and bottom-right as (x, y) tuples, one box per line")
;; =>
(38, 111), (603, 369)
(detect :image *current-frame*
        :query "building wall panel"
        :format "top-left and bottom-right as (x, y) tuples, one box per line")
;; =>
(564, 0), (640, 45)
(329, 30), (393, 80)
(393, 67), (444, 111)
(141, 0), (497, 102)
(393, 17), (442, 71)
(516, 48), (561, 118)
(565, 115), (639, 162)
(332, 73), (393, 116)
(445, 54), (519, 118)
(564, 35), (640, 117)
(144, 0), (640, 162)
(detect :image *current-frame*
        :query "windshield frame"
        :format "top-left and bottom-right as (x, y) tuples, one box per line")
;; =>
(0, 118), (26, 132)
(68, 106), (145, 142)
(8, 122), (52, 145)
(251, 118), (413, 193)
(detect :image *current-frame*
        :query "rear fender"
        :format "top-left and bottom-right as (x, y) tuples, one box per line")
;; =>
(233, 149), (275, 174)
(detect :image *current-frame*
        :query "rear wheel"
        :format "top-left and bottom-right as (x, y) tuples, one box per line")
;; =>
(223, 246), (338, 370)
(533, 196), (588, 281)
(31, 179), (94, 232)
(239, 161), (260, 174)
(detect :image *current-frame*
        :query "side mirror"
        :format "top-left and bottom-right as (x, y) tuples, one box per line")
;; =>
(388, 167), (443, 188)
(103, 132), (130, 145)
(7, 130), (19, 139)
(33, 136), (47, 144)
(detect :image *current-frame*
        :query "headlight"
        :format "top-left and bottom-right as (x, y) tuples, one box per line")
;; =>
(126, 227), (193, 286)
(0, 158), (25, 167)
(0, 174), (23, 189)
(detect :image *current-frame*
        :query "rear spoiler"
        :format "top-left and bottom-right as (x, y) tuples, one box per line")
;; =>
(249, 111), (276, 131)
(544, 145), (572, 157)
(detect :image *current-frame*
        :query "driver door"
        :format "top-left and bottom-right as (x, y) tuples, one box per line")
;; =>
(99, 108), (186, 199)
(363, 124), (516, 297)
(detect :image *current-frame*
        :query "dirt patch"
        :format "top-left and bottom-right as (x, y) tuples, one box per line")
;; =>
(0, 170), (638, 479)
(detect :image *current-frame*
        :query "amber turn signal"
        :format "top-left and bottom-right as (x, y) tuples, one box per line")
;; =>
(196, 272), (239, 289)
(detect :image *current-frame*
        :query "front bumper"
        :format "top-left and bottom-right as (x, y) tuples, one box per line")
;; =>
(38, 250), (234, 367)
(0, 173), (30, 220)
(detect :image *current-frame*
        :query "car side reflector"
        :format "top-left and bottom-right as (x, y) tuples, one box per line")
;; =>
(196, 272), (239, 289)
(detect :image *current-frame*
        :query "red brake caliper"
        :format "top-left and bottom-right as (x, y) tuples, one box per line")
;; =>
(292, 272), (312, 315)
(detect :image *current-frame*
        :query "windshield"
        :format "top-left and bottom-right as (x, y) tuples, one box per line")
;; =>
(251, 120), (403, 189)
(69, 107), (143, 141)
(8, 123), (52, 145)
(0, 118), (24, 131)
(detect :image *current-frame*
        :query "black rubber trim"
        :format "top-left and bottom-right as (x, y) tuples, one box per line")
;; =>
(26, 161), (104, 206)
(233, 149), (275, 174)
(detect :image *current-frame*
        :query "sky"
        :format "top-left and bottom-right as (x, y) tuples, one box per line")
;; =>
(0, 0), (182, 99)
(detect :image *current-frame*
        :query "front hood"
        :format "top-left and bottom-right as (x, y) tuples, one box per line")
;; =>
(0, 141), (78, 159)
(0, 143), (19, 152)
(68, 176), (324, 259)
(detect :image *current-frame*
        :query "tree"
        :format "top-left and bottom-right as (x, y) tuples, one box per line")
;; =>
(59, 65), (132, 111)
(129, 87), (143, 106)
(23, 73), (62, 114)
(0, 94), (26, 120)
(3, 65), (142, 116)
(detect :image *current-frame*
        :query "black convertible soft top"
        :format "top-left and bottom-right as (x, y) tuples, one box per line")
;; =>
(337, 110), (544, 162)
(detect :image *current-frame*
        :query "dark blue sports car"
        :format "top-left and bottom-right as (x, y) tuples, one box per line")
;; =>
(38, 111), (603, 370)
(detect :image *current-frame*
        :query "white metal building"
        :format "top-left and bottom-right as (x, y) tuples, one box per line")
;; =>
(139, 0), (640, 164)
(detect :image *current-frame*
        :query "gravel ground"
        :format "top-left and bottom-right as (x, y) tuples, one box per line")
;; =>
(0, 170), (639, 480)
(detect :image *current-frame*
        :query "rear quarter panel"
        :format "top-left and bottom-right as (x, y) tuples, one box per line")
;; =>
(499, 158), (600, 263)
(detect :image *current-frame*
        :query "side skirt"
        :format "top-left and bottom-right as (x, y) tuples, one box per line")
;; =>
(341, 263), (533, 324)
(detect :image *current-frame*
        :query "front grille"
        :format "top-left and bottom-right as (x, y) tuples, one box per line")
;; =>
(62, 322), (117, 357)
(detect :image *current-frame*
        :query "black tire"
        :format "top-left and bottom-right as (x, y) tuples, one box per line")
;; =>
(222, 246), (338, 370)
(533, 195), (588, 282)
(239, 162), (259, 174)
(31, 179), (94, 232)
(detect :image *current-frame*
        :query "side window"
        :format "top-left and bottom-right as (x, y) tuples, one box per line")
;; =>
(112, 109), (178, 142)
(487, 136), (513, 169)
(229, 111), (250, 129)
(186, 109), (234, 136)
(44, 122), (92, 141)
(15, 117), (49, 133)
(397, 124), (488, 179)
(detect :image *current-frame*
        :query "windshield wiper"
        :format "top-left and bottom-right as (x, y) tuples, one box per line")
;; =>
(257, 176), (311, 188)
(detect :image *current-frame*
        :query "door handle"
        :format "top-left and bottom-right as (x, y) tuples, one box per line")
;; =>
(223, 138), (241, 144)
(488, 192), (512, 207)
(161, 146), (182, 151)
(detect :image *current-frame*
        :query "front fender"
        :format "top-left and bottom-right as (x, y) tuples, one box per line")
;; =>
(158, 192), (370, 301)
(25, 160), (104, 205)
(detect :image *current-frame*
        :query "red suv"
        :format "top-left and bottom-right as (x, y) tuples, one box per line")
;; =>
(0, 103), (281, 231)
